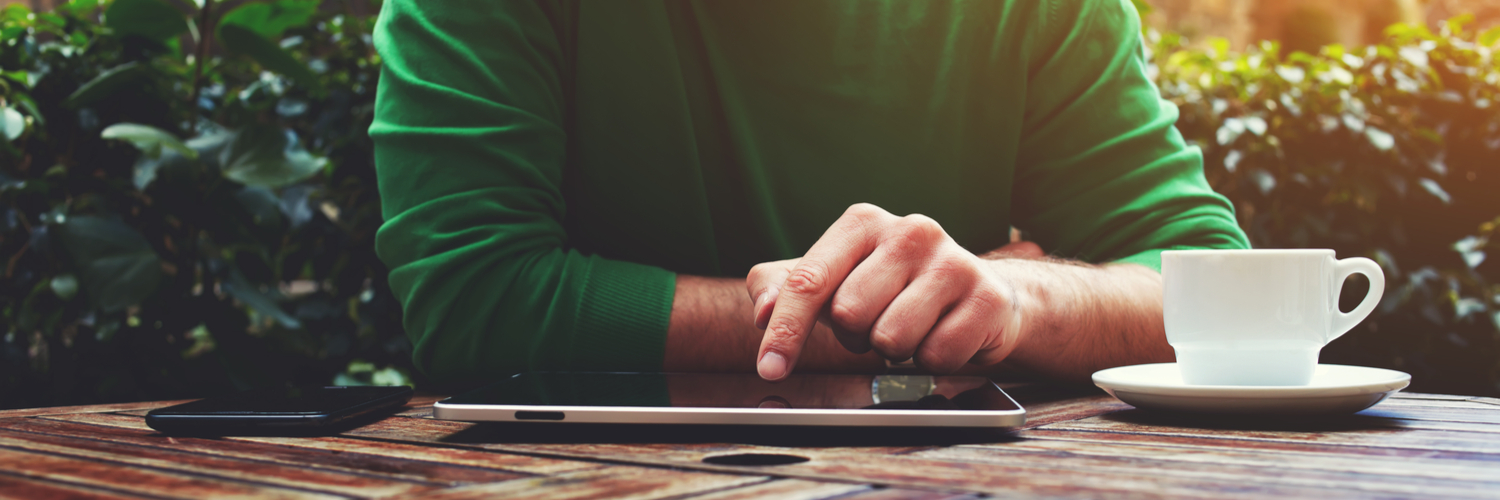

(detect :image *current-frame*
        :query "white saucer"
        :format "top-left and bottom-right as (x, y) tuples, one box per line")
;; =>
(1092, 363), (1411, 415)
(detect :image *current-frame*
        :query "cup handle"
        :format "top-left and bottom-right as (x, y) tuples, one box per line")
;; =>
(1330, 257), (1385, 343)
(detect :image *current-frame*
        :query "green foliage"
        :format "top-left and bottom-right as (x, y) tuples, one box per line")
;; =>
(104, 0), (187, 42)
(1150, 21), (1500, 395)
(1, 0), (408, 409)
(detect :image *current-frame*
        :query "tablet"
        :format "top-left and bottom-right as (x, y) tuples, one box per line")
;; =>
(433, 372), (1025, 428)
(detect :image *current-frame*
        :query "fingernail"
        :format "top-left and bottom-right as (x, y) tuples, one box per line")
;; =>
(758, 351), (788, 381)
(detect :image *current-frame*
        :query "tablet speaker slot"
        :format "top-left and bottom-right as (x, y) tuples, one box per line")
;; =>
(514, 411), (565, 421)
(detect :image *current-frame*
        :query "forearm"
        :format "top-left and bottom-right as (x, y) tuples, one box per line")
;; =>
(990, 258), (1172, 383)
(664, 275), (886, 372)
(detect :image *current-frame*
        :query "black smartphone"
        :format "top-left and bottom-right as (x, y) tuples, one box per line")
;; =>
(145, 385), (413, 435)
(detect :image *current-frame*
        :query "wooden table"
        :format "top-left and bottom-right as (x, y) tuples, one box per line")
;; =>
(1, 384), (1497, 499)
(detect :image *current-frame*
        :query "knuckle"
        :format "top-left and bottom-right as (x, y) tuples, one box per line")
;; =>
(783, 260), (830, 295)
(869, 330), (904, 358)
(902, 214), (944, 240)
(764, 322), (806, 349)
(845, 203), (883, 218)
(829, 299), (869, 330)
(842, 203), (891, 231)
(915, 350), (960, 375)
(924, 254), (979, 286)
(888, 215), (945, 251)
(967, 283), (1010, 311)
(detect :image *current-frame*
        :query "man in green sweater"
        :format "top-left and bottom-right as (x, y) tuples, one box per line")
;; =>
(369, 0), (1250, 385)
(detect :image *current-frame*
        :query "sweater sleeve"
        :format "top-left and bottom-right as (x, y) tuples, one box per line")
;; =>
(1012, 0), (1250, 271)
(369, 0), (676, 383)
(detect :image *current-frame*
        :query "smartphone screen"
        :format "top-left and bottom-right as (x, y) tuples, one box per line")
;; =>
(442, 373), (1021, 412)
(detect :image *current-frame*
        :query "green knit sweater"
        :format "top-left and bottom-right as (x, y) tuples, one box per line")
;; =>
(369, 0), (1250, 383)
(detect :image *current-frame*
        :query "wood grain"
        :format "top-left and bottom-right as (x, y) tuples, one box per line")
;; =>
(41, 412), (599, 476)
(1041, 410), (1500, 455)
(920, 441), (1500, 497)
(0, 425), (439, 497)
(6, 385), (1499, 500)
(681, 479), (868, 500)
(329, 415), (1406, 498)
(0, 400), (193, 419)
(413, 466), (767, 500)
(0, 473), (148, 500)
(4, 416), (527, 487)
(830, 488), (984, 500)
(0, 446), (343, 500)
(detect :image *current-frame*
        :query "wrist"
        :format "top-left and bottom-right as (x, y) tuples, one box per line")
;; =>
(979, 258), (1043, 367)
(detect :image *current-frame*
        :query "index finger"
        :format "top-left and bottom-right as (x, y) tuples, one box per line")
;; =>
(756, 204), (888, 381)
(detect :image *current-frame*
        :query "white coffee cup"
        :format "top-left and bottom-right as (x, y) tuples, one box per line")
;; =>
(1161, 249), (1384, 386)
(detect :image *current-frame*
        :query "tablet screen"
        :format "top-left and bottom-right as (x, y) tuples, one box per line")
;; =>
(443, 373), (1021, 412)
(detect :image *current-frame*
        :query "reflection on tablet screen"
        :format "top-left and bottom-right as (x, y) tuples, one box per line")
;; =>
(444, 373), (1021, 412)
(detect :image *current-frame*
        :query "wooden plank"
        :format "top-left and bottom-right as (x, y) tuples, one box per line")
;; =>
(832, 488), (984, 500)
(1389, 393), (1475, 401)
(0, 427), (438, 497)
(683, 479), (869, 500)
(1038, 410), (1500, 454)
(42, 412), (599, 476)
(1017, 428), (1500, 462)
(6, 416), (529, 486)
(1014, 395), (1133, 429)
(0, 400), (193, 419)
(818, 488), (978, 500)
(0, 446), (342, 500)
(993, 434), (1500, 481)
(931, 439), (1500, 496)
(1356, 406), (1500, 425)
(413, 466), (767, 500)
(0, 473), (149, 500)
(332, 416), (1402, 498)
(1368, 399), (1500, 411)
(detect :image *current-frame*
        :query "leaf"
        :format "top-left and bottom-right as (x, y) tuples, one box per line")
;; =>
(222, 268), (301, 329)
(235, 186), (284, 228)
(1, 106), (23, 141)
(217, 0), (318, 40)
(1216, 117), (1245, 145)
(50, 274), (78, 300)
(104, 0), (188, 41)
(52, 216), (164, 313)
(1223, 150), (1243, 173)
(63, 62), (148, 109)
(132, 149), (196, 190)
(1481, 26), (1500, 47)
(63, 0), (99, 17)
(218, 124), (326, 188)
(1365, 127), (1395, 151)
(1243, 116), (1267, 136)
(101, 123), (197, 159)
(1419, 178), (1451, 204)
(217, 23), (322, 92)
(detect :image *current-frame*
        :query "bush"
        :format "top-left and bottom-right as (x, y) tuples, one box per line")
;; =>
(0, 0), (410, 410)
(1150, 18), (1500, 396)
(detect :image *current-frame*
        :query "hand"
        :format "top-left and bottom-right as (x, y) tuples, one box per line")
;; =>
(746, 203), (1044, 380)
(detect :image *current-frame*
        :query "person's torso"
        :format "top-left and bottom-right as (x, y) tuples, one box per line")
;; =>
(561, 0), (1043, 276)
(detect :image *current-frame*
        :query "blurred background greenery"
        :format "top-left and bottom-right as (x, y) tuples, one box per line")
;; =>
(2, 0), (1499, 409)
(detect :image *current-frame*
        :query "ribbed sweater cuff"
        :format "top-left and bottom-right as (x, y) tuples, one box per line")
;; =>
(572, 258), (677, 371)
